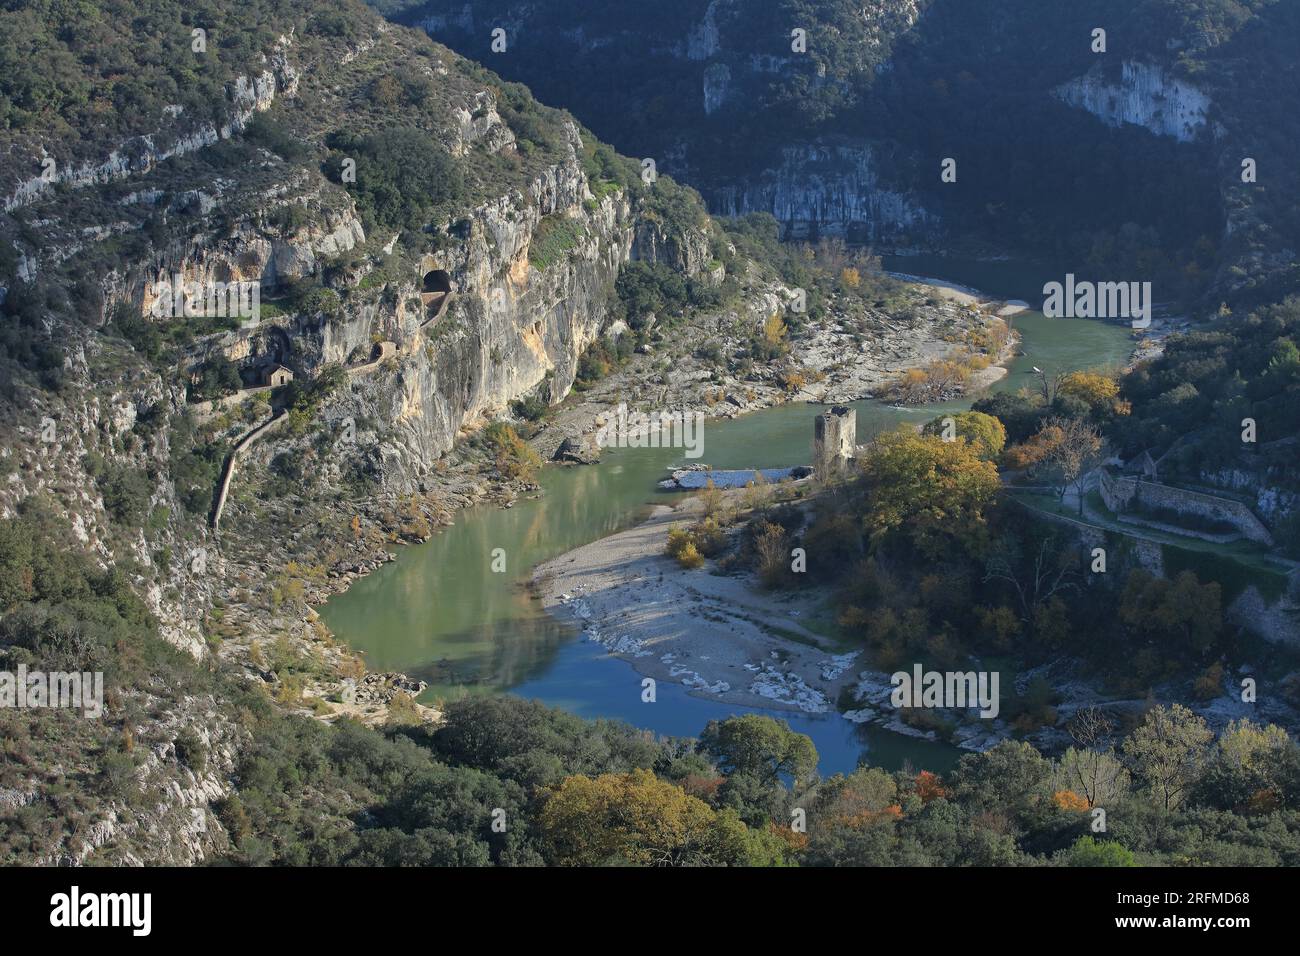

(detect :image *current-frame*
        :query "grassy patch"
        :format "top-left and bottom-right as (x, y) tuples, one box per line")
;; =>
(1161, 543), (1290, 604)
(529, 214), (586, 270)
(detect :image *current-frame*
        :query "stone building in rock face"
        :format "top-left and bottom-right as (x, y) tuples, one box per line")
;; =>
(814, 405), (856, 478)
(264, 364), (294, 387)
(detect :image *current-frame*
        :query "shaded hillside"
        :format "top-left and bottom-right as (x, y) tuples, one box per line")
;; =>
(384, 0), (1300, 307)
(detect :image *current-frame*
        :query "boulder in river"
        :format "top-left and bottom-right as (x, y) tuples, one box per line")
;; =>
(554, 433), (601, 465)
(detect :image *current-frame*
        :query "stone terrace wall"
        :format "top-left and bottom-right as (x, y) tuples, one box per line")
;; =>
(1099, 470), (1274, 545)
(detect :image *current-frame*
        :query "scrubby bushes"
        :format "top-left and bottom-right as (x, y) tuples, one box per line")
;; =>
(324, 127), (464, 233)
(0, 502), (220, 861)
(879, 355), (972, 404)
(528, 214), (585, 270)
(188, 355), (243, 401)
(574, 335), (633, 390)
(480, 422), (541, 482)
(615, 261), (688, 330)
(1118, 297), (1300, 478)
(243, 112), (314, 165)
(169, 415), (226, 515)
(612, 256), (725, 334)
(666, 526), (705, 569)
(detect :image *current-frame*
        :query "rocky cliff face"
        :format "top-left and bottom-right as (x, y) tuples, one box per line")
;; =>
(710, 142), (930, 241)
(306, 127), (643, 489)
(688, 0), (928, 105)
(2, 36), (300, 214)
(394, 0), (936, 243)
(6, 50), (706, 518)
(0, 2), (728, 864)
(387, 0), (1300, 295)
(1054, 60), (1211, 143)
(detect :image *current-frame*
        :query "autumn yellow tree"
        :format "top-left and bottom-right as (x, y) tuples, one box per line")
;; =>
(921, 410), (1007, 461)
(762, 312), (788, 352)
(780, 368), (807, 392)
(857, 427), (1000, 557)
(1059, 370), (1130, 419)
(538, 769), (782, 866)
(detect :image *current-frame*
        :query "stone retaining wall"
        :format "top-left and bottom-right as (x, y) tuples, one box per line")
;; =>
(1099, 469), (1273, 545)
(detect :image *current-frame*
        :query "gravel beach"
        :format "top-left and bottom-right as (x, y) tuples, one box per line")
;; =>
(532, 495), (863, 714)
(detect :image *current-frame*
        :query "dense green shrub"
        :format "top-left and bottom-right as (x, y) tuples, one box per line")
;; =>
(324, 127), (465, 232)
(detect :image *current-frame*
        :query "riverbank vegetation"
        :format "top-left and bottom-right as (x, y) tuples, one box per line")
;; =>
(211, 697), (1300, 866)
(479, 422), (541, 483)
(696, 354), (1296, 711)
(6, 507), (1296, 868)
(878, 317), (1015, 405)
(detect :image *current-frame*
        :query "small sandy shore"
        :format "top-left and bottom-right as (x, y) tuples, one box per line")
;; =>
(532, 496), (862, 715)
(526, 271), (1030, 723)
(886, 272), (985, 306)
(884, 275), (1023, 393)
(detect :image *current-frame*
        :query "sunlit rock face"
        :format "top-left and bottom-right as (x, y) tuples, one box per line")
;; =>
(1054, 60), (1211, 143)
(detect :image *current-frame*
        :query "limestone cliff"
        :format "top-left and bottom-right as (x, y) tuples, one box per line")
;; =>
(2, 37), (300, 215)
(392, 0), (936, 243)
(1053, 60), (1211, 144)
(384, 0), (1300, 298)
(0, 1), (715, 866)
(287, 125), (644, 490)
(710, 142), (930, 242)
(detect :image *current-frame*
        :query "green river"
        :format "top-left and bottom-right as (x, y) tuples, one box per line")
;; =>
(319, 257), (1133, 773)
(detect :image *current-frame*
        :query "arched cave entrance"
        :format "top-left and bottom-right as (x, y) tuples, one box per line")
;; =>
(421, 269), (452, 314)
(240, 326), (294, 387)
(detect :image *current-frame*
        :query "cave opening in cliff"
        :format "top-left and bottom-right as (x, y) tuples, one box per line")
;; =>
(421, 269), (452, 314)
(422, 270), (452, 294)
(238, 326), (294, 388)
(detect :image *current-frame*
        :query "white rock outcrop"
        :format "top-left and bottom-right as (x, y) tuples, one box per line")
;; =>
(1054, 60), (1210, 143)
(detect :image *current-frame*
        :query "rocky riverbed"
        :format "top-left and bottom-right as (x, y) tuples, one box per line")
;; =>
(530, 489), (1029, 752)
(533, 485), (1300, 756)
(533, 495), (862, 715)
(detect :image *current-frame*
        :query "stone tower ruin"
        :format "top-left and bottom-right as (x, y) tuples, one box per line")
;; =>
(814, 406), (856, 478)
